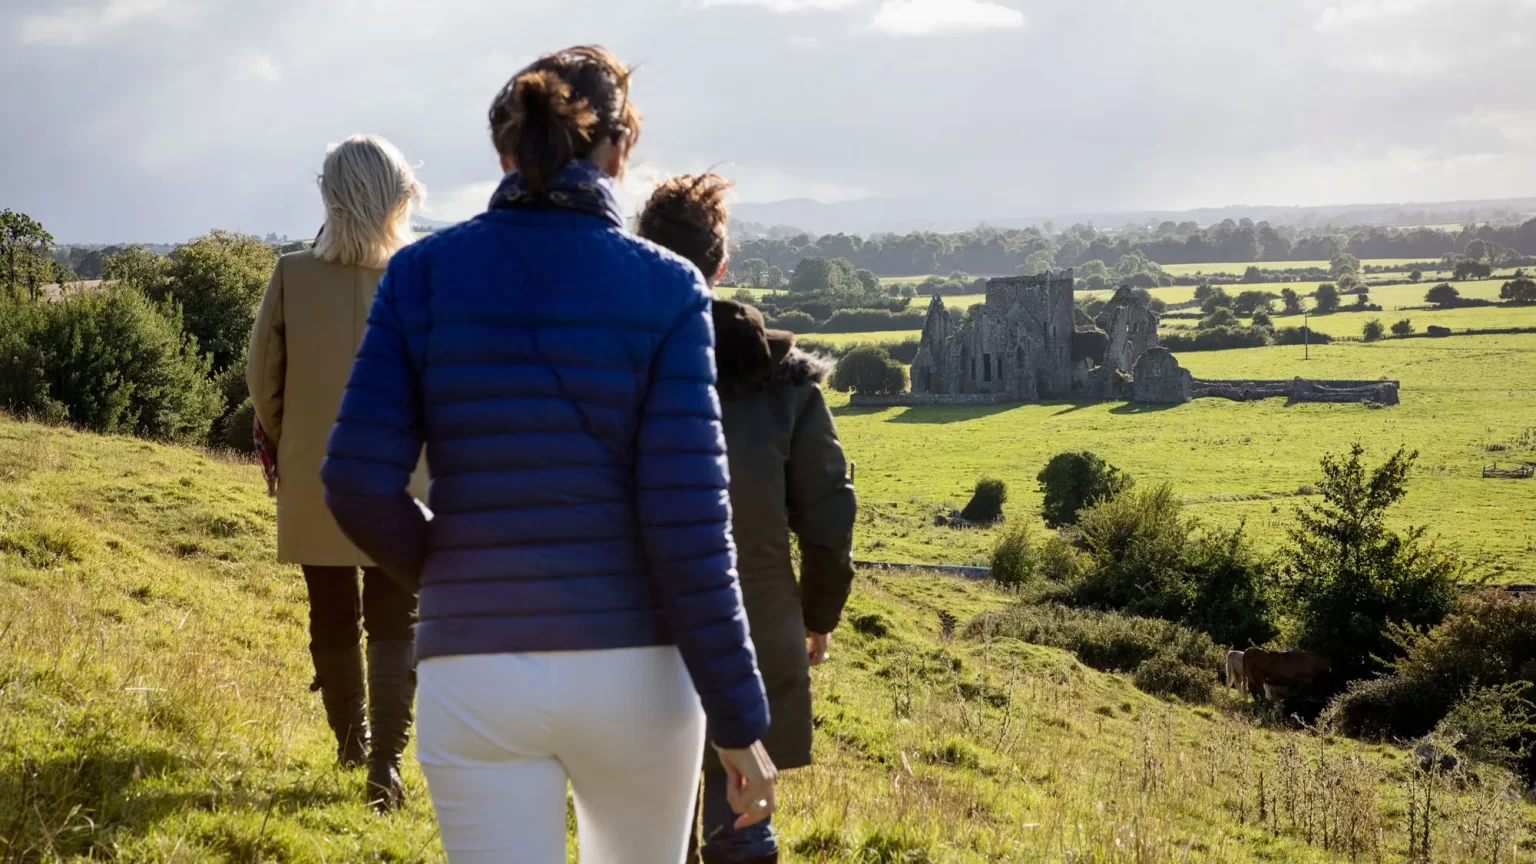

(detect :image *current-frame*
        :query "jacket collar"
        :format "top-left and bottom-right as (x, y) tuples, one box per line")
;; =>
(487, 161), (625, 230)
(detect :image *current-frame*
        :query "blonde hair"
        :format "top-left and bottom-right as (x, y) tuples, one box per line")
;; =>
(313, 136), (424, 270)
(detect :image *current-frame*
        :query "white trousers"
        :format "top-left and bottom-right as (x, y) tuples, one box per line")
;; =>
(416, 646), (707, 864)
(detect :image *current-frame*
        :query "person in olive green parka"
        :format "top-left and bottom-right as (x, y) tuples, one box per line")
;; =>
(639, 174), (857, 864)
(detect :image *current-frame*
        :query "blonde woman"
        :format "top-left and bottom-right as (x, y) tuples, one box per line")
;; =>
(247, 135), (428, 812)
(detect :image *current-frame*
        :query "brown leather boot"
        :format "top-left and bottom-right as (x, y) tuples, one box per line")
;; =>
(309, 646), (370, 768)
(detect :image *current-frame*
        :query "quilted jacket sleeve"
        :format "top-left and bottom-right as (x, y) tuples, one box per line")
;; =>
(788, 386), (857, 635)
(635, 278), (770, 750)
(321, 254), (430, 593)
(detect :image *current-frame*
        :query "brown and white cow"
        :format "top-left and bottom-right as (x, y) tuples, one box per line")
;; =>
(1242, 648), (1331, 699)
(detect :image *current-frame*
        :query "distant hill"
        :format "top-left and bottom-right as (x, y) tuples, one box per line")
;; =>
(733, 196), (1536, 237)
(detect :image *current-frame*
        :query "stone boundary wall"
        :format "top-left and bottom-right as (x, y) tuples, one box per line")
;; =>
(848, 392), (1019, 408)
(1193, 378), (1401, 405)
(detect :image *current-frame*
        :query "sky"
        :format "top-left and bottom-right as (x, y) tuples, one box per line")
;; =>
(2, 0), (1533, 242)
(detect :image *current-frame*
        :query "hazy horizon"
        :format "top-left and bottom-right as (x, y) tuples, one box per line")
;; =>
(4, 0), (1534, 243)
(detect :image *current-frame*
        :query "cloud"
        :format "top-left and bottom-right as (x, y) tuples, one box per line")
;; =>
(17, 0), (179, 46)
(869, 0), (1024, 35)
(696, 0), (864, 10)
(234, 54), (281, 83)
(1315, 0), (1440, 30)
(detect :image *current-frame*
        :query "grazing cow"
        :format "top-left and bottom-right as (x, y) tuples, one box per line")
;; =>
(1242, 648), (1331, 700)
(1225, 650), (1246, 691)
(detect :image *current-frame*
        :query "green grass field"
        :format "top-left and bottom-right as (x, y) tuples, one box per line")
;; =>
(3, 417), (1530, 861)
(1159, 259), (1443, 278)
(830, 334), (1536, 581)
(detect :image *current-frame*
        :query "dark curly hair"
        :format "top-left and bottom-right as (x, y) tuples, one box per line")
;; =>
(637, 173), (732, 280)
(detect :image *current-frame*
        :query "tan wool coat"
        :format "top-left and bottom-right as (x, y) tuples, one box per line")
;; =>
(247, 250), (427, 566)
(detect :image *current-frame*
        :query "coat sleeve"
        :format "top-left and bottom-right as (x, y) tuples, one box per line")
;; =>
(788, 385), (857, 635)
(247, 260), (286, 444)
(321, 254), (429, 594)
(635, 280), (769, 751)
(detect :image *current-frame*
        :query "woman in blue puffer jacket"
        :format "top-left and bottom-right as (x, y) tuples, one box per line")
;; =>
(321, 44), (776, 863)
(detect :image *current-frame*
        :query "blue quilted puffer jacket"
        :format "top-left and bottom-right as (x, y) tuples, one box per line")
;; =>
(321, 167), (769, 748)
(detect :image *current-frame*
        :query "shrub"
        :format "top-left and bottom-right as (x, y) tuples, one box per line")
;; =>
(1199, 287), (1233, 315)
(0, 287), (222, 442)
(829, 345), (907, 396)
(991, 524), (1037, 587)
(1425, 282), (1460, 307)
(990, 526), (1086, 587)
(1325, 592), (1536, 744)
(1391, 318), (1414, 336)
(1434, 683), (1536, 771)
(1283, 445), (1467, 685)
(1361, 319), (1385, 342)
(961, 477), (1007, 524)
(1036, 451), (1132, 529)
(1200, 307), (1238, 329)
(1273, 326), (1334, 346)
(767, 310), (817, 332)
(967, 602), (1226, 676)
(214, 397), (257, 453)
(1232, 290), (1277, 316)
(1158, 325), (1270, 353)
(818, 308), (925, 333)
(1251, 308), (1273, 328)
(1182, 524), (1280, 649)
(1134, 655), (1215, 703)
(882, 339), (921, 365)
(1073, 484), (1189, 619)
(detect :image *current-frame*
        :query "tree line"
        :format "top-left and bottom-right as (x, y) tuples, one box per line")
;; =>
(729, 217), (1536, 279)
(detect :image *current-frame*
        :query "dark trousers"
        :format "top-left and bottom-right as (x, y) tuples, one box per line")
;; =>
(302, 566), (416, 652)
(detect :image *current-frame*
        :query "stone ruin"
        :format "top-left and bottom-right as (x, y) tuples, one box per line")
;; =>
(852, 272), (1403, 409)
(908, 276), (1174, 402)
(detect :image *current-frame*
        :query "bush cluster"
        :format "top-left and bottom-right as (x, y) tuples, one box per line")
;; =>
(0, 287), (223, 442)
(967, 602), (1223, 702)
(829, 345), (907, 395)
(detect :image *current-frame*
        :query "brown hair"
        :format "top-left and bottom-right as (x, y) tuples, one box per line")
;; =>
(488, 45), (641, 195)
(637, 173), (732, 279)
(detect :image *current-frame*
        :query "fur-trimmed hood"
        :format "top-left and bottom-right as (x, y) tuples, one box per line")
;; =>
(712, 298), (832, 395)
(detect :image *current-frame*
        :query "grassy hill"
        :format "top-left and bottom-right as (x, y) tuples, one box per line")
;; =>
(3, 417), (1534, 861)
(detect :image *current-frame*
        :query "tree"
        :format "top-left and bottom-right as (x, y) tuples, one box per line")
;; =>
(1500, 275), (1536, 303)
(1465, 239), (1489, 261)
(828, 345), (906, 395)
(1037, 451), (1132, 529)
(1283, 445), (1466, 684)
(1018, 249), (1055, 277)
(1201, 307), (1238, 329)
(1453, 259), (1493, 281)
(1314, 282), (1340, 313)
(0, 209), (54, 301)
(1200, 286), (1233, 315)
(853, 268), (881, 294)
(1232, 290), (1276, 316)
(736, 258), (769, 288)
(1337, 274), (1360, 294)
(152, 231), (276, 372)
(1281, 287), (1303, 315)
(1362, 319), (1385, 342)
(1330, 252), (1360, 280)
(103, 245), (169, 294)
(1391, 318), (1414, 336)
(763, 266), (785, 292)
(1425, 282), (1460, 307)
(1252, 308), (1273, 328)
(1409, 270), (1423, 283)
(1353, 291), (1370, 307)
(1193, 282), (1214, 302)
(1241, 265), (1263, 284)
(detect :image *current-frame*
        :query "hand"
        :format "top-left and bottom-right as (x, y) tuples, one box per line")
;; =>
(713, 741), (778, 829)
(807, 631), (830, 667)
